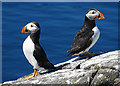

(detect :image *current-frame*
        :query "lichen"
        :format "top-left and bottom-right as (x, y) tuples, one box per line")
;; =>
(94, 65), (100, 69)
(73, 82), (78, 84)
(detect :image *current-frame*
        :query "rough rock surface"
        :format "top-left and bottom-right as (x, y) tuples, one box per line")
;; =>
(1, 50), (120, 86)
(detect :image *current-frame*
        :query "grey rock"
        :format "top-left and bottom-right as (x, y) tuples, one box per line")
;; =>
(114, 78), (120, 86)
(91, 69), (119, 86)
(1, 50), (120, 86)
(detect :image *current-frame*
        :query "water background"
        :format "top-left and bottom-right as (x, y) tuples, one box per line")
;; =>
(2, 2), (118, 82)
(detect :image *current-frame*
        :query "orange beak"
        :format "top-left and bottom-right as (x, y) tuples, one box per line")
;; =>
(21, 26), (26, 33)
(21, 26), (29, 33)
(97, 11), (105, 19)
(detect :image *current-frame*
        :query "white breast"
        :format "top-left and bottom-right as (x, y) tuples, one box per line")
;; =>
(85, 26), (100, 52)
(23, 36), (39, 69)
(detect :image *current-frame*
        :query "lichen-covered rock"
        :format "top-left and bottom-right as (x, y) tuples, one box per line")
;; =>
(1, 50), (120, 86)
(91, 69), (119, 86)
(114, 78), (120, 86)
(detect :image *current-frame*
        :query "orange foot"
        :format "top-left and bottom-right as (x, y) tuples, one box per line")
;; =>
(79, 51), (98, 57)
(25, 69), (38, 79)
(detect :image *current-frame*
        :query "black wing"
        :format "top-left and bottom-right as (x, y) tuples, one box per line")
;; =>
(33, 44), (55, 69)
(67, 26), (94, 56)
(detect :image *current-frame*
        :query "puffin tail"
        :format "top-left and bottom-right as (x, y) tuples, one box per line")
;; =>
(67, 50), (71, 52)
(67, 53), (73, 57)
(43, 61), (56, 69)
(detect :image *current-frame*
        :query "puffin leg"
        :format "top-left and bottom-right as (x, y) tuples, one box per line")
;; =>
(34, 69), (38, 76)
(87, 51), (101, 56)
(79, 52), (93, 57)
(87, 51), (99, 56)
(25, 69), (38, 79)
(87, 51), (93, 55)
(79, 54), (88, 57)
(79, 51), (99, 57)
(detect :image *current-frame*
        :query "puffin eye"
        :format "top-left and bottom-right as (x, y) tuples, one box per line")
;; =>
(31, 25), (33, 27)
(92, 11), (95, 14)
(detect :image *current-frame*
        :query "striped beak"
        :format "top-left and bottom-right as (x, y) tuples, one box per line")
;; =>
(21, 26), (30, 33)
(96, 11), (105, 19)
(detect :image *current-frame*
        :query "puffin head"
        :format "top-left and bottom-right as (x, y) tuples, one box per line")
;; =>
(86, 8), (105, 20)
(21, 22), (40, 33)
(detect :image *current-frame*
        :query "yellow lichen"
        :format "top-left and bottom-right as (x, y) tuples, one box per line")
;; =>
(73, 82), (78, 85)
(94, 65), (100, 69)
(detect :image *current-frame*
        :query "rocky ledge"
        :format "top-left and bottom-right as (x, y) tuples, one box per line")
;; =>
(1, 50), (120, 86)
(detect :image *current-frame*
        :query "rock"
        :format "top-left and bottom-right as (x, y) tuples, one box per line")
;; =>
(114, 78), (120, 86)
(91, 69), (119, 86)
(1, 50), (120, 86)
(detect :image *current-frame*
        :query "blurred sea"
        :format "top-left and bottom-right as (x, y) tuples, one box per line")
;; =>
(2, 2), (118, 82)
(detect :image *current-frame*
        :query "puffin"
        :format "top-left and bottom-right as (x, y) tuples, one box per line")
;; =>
(67, 8), (105, 57)
(21, 22), (55, 79)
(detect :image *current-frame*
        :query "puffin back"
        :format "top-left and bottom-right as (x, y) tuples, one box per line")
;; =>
(30, 29), (55, 69)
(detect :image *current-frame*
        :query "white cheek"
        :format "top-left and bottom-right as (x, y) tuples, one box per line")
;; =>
(27, 25), (38, 32)
(86, 13), (98, 20)
(86, 14), (97, 20)
(29, 27), (37, 32)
